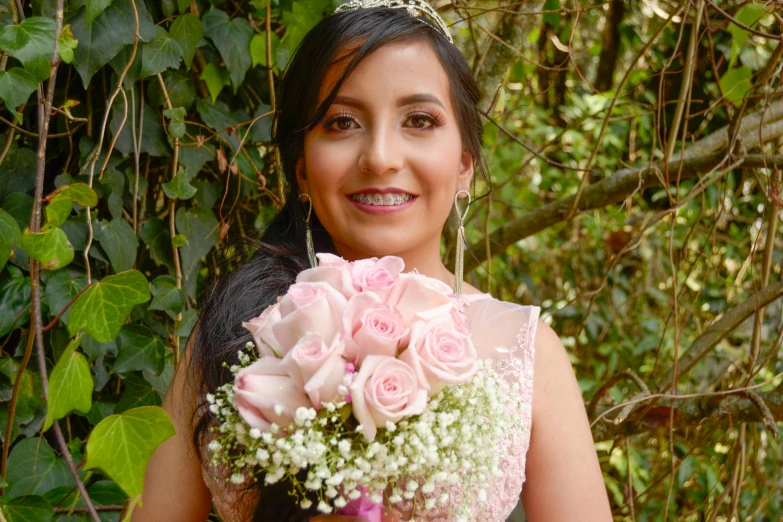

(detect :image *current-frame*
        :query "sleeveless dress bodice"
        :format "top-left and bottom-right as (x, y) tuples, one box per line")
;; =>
(201, 294), (540, 521)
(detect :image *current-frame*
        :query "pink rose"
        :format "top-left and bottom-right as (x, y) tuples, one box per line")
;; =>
(242, 304), (283, 357)
(280, 333), (348, 409)
(233, 357), (314, 432)
(385, 273), (453, 326)
(350, 256), (404, 301)
(350, 355), (428, 441)
(342, 294), (409, 364)
(297, 254), (357, 299)
(272, 282), (347, 354)
(399, 316), (478, 394)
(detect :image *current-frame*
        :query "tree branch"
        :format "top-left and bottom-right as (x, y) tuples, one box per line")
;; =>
(464, 98), (783, 273)
(592, 385), (783, 441)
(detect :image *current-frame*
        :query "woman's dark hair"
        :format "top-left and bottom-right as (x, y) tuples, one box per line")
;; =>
(190, 7), (486, 521)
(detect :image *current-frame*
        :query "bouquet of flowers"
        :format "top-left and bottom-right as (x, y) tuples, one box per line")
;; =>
(207, 254), (523, 520)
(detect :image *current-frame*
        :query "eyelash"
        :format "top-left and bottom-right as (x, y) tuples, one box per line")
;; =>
(322, 107), (445, 133)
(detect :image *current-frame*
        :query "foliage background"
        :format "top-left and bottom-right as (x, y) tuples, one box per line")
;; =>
(0, 0), (781, 520)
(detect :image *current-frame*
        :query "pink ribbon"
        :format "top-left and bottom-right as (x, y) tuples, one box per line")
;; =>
(337, 486), (383, 522)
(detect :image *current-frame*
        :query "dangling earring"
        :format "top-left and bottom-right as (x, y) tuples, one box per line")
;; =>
(299, 193), (318, 268)
(453, 189), (470, 295)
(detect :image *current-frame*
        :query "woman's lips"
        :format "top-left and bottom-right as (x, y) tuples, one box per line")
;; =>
(347, 194), (417, 214)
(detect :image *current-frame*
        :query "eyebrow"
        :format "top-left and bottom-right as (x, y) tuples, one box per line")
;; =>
(332, 93), (446, 111)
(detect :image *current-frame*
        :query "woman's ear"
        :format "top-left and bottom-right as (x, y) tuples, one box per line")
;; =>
(457, 149), (475, 191)
(296, 157), (309, 194)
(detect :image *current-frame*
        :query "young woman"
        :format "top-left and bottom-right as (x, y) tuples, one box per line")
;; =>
(135, 3), (612, 521)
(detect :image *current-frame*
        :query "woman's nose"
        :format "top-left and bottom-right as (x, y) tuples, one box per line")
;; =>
(357, 126), (404, 176)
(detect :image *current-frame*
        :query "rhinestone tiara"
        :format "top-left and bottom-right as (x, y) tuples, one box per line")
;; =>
(334, 0), (454, 44)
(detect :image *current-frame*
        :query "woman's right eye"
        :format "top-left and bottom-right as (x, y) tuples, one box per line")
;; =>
(324, 114), (357, 132)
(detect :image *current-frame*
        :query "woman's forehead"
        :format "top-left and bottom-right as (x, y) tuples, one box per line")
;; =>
(318, 40), (451, 109)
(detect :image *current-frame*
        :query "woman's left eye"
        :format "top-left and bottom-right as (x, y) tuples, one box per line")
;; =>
(406, 112), (441, 130)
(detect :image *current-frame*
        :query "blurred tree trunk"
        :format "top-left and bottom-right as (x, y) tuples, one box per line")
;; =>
(595, 0), (625, 92)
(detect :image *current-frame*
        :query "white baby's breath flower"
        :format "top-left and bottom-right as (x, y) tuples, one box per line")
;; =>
(317, 501), (332, 514)
(230, 473), (245, 485)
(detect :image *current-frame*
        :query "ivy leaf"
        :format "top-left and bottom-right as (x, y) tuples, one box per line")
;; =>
(0, 17), (56, 81)
(0, 366), (43, 442)
(0, 266), (31, 336)
(93, 218), (139, 273)
(6, 437), (71, 497)
(43, 198), (72, 230)
(163, 106), (186, 139)
(85, 0), (114, 26)
(57, 24), (78, 64)
(148, 71), (196, 110)
(162, 167), (197, 200)
(115, 373), (162, 412)
(43, 334), (94, 431)
(84, 406), (175, 498)
(0, 496), (54, 522)
(170, 13), (203, 69)
(0, 210), (21, 271)
(149, 274), (184, 313)
(173, 307), (198, 337)
(140, 26), (183, 78)
(140, 217), (174, 271)
(68, 270), (151, 343)
(176, 206), (218, 299)
(20, 228), (75, 270)
(68, 0), (157, 86)
(43, 270), (87, 326)
(728, 4), (766, 66)
(202, 8), (253, 92)
(0, 67), (39, 123)
(249, 31), (279, 68)
(200, 62), (230, 103)
(50, 182), (99, 207)
(112, 325), (166, 375)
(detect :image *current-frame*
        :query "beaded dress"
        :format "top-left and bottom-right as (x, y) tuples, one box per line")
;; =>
(201, 294), (540, 521)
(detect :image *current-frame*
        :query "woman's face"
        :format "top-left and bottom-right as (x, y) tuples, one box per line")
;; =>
(297, 39), (474, 265)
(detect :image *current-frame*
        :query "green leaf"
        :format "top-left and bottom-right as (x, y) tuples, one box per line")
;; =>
(93, 218), (138, 273)
(43, 270), (87, 326)
(171, 233), (186, 247)
(149, 275), (185, 313)
(115, 374), (161, 412)
(0, 496), (54, 522)
(6, 437), (71, 497)
(84, 406), (175, 498)
(51, 183), (99, 207)
(719, 67), (753, 105)
(0, 67), (39, 123)
(0, 266), (31, 336)
(173, 307), (197, 337)
(86, 0), (114, 26)
(0, 210), (21, 271)
(200, 62), (230, 103)
(148, 71), (196, 110)
(43, 198), (72, 230)
(0, 17), (56, 81)
(163, 106), (187, 139)
(57, 24), (78, 64)
(279, 0), (327, 52)
(43, 334), (94, 431)
(67, 0), (157, 86)
(249, 31), (279, 68)
(0, 364), (43, 442)
(140, 217), (174, 271)
(170, 13), (203, 69)
(176, 206), (218, 299)
(542, 0), (561, 27)
(68, 270), (151, 343)
(112, 325), (166, 375)
(162, 167), (197, 200)
(202, 8), (253, 92)
(728, 4), (766, 54)
(20, 228), (74, 270)
(141, 26), (183, 78)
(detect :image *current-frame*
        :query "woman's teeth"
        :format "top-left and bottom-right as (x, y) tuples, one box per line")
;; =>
(351, 193), (412, 206)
